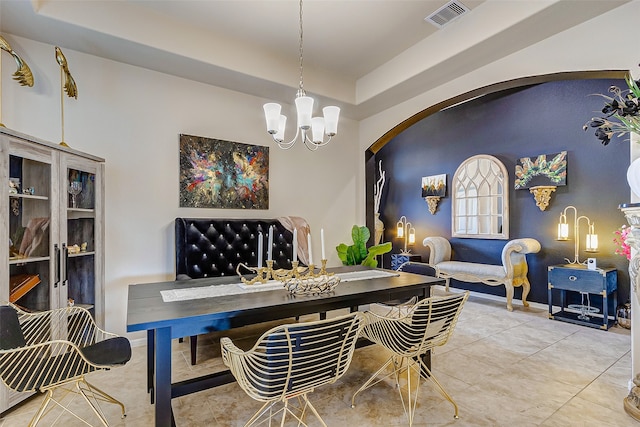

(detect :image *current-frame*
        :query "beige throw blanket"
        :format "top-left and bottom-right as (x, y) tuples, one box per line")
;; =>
(277, 216), (311, 266)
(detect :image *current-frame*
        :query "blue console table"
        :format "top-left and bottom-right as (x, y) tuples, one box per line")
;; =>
(548, 264), (617, 330)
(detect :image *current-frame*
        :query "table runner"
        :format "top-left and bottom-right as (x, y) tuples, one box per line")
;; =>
(160, 269), (399, 302)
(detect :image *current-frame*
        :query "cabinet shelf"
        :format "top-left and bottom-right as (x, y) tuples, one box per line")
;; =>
(9, 193), (48, 201)
(68, 251), (95, 258)
(9, 256), (50, 265)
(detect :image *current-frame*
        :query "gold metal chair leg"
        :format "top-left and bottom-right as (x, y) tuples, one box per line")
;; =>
(417, 359), (459, 419)
(300, 395), (327, 427)
(351, 357), (396, 408)
(29, 389), (54, 427)
(28, 377), (127, 427)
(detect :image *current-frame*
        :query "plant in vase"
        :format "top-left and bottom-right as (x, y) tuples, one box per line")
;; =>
(336, 225), (391, 268)
(584, 72), (640, 198)
(584, 74), (640, 146)
(613, 225), (631, 260)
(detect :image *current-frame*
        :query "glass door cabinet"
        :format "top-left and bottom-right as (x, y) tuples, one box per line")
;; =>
(0, 127), (104, 413)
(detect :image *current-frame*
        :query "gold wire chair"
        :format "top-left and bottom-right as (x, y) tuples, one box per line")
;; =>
(221, 312), (365, 427)
(0, 303), (131, 426)
(352, 292), (469, 426)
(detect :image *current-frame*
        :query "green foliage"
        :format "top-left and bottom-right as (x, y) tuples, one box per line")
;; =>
(336, 225), (392, 268)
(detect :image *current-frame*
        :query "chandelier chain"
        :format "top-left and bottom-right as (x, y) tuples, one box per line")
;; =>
(298, 0), (304, 93)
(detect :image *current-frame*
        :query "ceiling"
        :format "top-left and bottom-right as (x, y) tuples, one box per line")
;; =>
(0, 0), (630, 120)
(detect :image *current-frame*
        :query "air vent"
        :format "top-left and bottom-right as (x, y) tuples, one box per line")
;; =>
(425, 0), (469, 28)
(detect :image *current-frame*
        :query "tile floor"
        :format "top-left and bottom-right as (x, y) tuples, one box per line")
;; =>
(0, 288), (636, 426)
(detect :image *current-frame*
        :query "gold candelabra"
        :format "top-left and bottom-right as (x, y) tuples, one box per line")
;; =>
(236, 259), (340, 294)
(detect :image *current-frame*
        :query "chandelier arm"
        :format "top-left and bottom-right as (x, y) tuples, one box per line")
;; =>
(302, 132), (334, 148)
(274, 126), (302, 150)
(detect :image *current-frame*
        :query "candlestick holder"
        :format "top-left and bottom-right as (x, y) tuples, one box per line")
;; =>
(236, 259), (340, 294)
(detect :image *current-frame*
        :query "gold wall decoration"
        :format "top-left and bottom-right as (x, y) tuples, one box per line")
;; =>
(424, 195), (441, 215)
(55, 47), (77, 146)
(0, 35), (35, 127)
(529, 185), (556, 211)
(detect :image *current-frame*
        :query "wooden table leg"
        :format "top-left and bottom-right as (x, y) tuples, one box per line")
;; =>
(155, 327), (174, 427)
(147, 330), (155, 403)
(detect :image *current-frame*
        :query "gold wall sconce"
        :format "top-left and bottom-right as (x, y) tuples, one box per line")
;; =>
(396, 216), (415, 255)
(557, 205), (598, 264)
(424, 196), (441, 215)
(529, 185), (556, 211)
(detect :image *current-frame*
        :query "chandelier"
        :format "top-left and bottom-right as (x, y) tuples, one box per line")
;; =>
(262, 0), (340, 151)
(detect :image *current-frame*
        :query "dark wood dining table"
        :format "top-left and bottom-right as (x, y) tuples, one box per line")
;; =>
(126, 265), (444, 427)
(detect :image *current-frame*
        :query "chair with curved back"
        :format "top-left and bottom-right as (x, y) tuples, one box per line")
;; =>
(0, 303), (131, 426)
(352, 292), (469, 426)
(221, 312), (365, 427)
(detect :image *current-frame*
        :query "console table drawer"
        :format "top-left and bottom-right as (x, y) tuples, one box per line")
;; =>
(548, 265), (616, 294)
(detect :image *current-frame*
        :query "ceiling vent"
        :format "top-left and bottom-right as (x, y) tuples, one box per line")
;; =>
(425, 0), (470, 28)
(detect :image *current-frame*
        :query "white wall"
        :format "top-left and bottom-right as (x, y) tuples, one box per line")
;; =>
(1, 35), (361, 339)
(359, 1), (640, 153)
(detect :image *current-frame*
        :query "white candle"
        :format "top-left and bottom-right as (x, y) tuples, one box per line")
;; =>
(321, 228), (325, 260)
(307, 233), (313, 265)
(267, 226), (273, 261)
(293, 228), (298, 262)
(257, 232), (263, 267)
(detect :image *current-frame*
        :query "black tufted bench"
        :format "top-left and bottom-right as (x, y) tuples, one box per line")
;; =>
(175, 217), (301, 364)
(175, 218), (296, 279)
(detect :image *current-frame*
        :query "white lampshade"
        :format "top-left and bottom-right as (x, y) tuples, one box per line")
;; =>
(557, 223), (569, 240)
(408, 227), (416, 245)
(323, 106), (340, 136)
(274, 115), (287, 142)
(295, 96), (314, 129)
(311, 117), (325, 143)
(263, 103), (282, 134)
(397, 220), (404, 238)
(586, 233), (599, 251)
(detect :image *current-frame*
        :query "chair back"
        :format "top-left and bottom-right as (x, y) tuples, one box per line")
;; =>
(223, 312), (364, 402)
(0, 306), (26, 350)
(364, 292), (469, 358)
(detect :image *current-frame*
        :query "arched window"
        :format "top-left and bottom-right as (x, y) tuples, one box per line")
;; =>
(452, 155), (509, 239)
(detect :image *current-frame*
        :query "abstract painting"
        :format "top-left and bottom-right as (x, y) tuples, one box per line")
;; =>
(421, 174), (446, 197)
(179, 134), (269, 209)
(514, 151), (567, 190)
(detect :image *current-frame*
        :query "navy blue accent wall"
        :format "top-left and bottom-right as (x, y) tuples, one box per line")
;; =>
(374, 78), (630, 306)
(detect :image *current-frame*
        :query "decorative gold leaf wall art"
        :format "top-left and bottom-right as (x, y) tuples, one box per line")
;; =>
(0, 35), (35, 127)
(55, 47), (78, 146)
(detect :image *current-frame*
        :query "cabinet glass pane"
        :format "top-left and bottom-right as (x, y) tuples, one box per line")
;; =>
(66, 167), (96, 312)
(8, 155), (51, 312)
